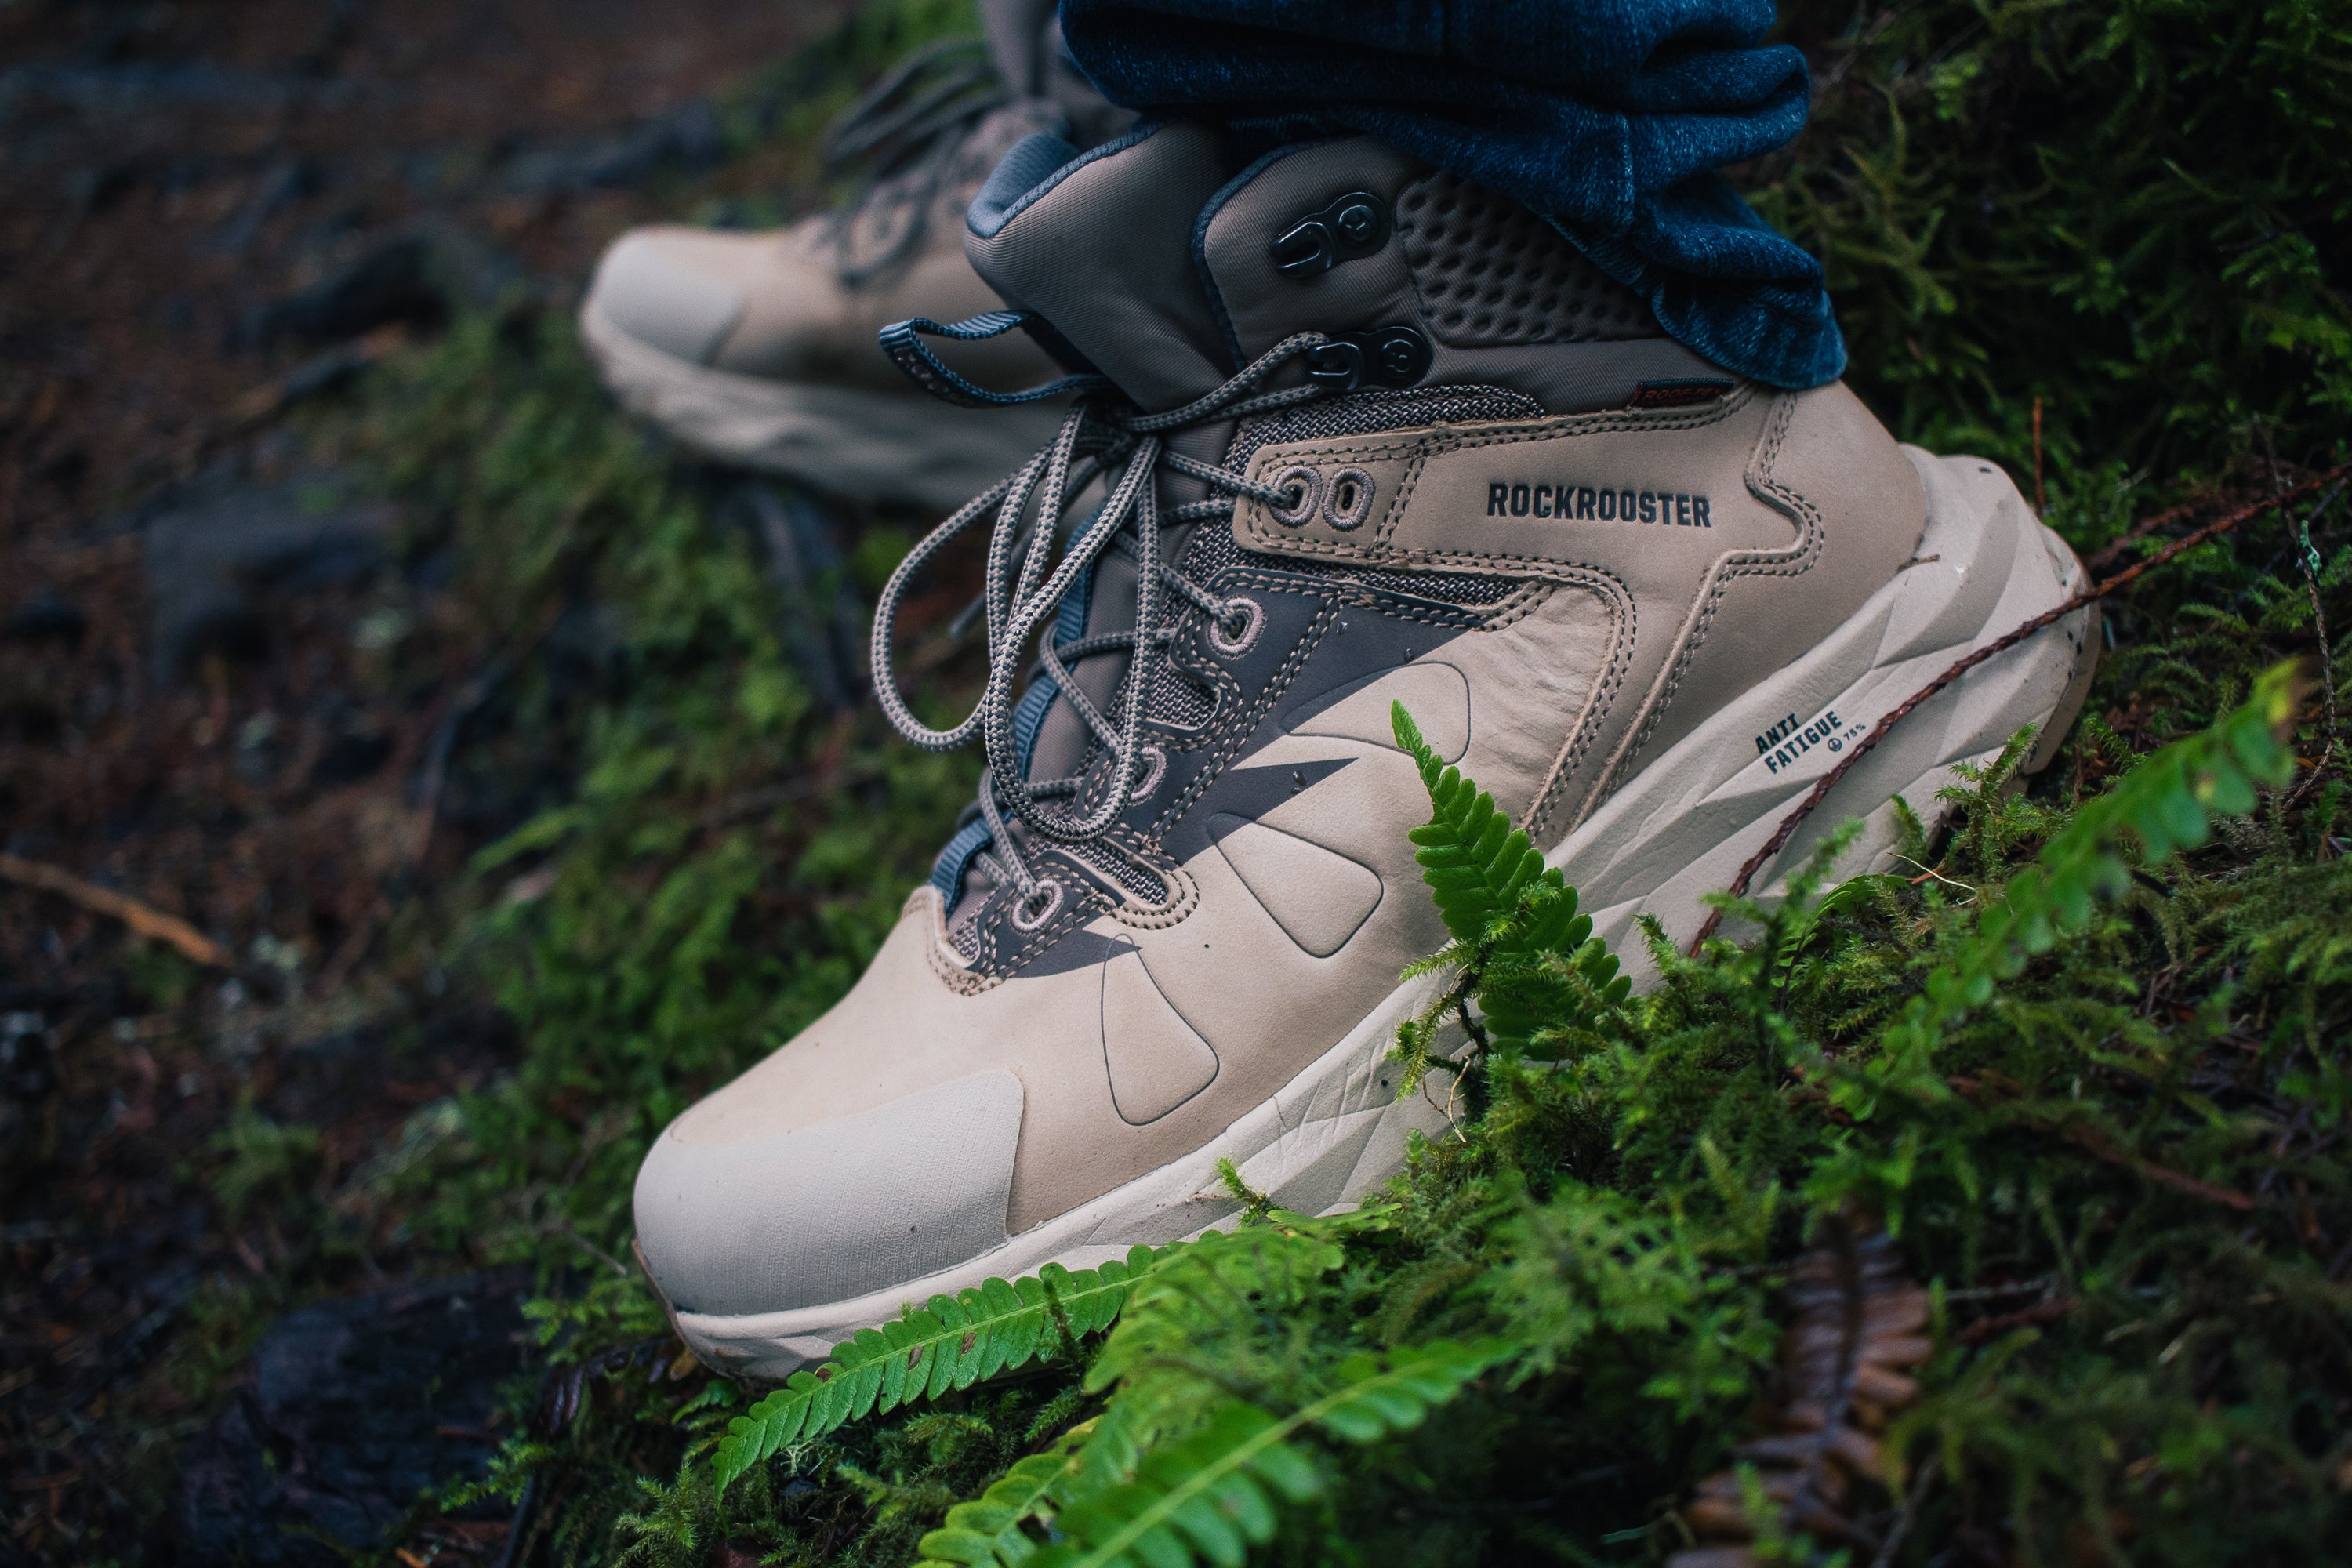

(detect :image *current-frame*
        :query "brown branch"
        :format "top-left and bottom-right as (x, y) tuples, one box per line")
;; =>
(1686, 463), (2352, 956)
(2082, 499), (2205, 574)
(0, 853), (232, 969)
(408, 597), (568, 873)
(2063, 1125), (2256, 1212)
(1954, 1295), (2078, 1348)
(1947, 1078), (2258, 1213)
(212, 324), (411, 445)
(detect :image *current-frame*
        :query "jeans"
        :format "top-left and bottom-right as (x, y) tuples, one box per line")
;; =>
(1057, 0), (1842, 390)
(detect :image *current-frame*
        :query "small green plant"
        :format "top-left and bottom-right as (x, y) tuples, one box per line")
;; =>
(1840, 659), (2308, 1118)
(209, 1104), (324, 1221)
(1023, 1338), (1512, 1568)
(715, 1248), (1162, 1495)
(905, 668), (2339, 1563)
(1388, 700), (1628, 1085)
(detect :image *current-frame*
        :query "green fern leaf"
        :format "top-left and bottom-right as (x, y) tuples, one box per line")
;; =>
(1085, 1225), (1343, 1395)
(1033, 1338), (1515, 1568)
(916, 1450), (1073, 1567)
(1397, 702), (1521, 941)
(1392, 701), (1628, 1055)
(1854, 659), (2307, 1115)
(710, 1246), (1163, 1496)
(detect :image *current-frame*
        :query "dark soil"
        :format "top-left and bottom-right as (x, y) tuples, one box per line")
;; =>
(0, 2), (843, 1560)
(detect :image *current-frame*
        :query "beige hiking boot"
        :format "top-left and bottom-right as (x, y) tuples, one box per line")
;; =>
(634, 124), (2098, 1377)
(579, 12), (1130, 510)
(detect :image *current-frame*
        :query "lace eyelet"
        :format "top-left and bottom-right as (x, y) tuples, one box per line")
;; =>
(1008, 877), (1065, 932)
(1269, 466), (1321, 526)
(1131, 745), (1167, 803)
(1323, 466), (1375, 530)
(1208, 596), (1265, 658)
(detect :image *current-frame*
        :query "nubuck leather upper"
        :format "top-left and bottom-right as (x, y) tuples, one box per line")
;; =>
(631, 123), (2098, 1377)
(578, 13), (1131, 510)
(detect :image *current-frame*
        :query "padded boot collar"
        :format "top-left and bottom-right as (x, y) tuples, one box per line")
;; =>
(964, 122), (1240, 411)
(970, 126), (1724, 422)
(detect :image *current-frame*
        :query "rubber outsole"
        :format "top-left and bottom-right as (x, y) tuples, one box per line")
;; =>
(664, 445), (2098, 1380)
(579, 302), (1065, 513)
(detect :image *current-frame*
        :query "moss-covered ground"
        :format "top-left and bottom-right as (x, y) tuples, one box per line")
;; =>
(7, 1), (2350, 1563)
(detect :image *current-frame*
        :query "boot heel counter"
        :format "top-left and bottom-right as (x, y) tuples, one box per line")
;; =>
(1761, 380), (1928, 589)
(1601, 381), (1926, 787)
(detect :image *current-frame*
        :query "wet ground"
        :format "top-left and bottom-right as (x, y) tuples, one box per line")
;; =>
(0, 1), (848, 1559)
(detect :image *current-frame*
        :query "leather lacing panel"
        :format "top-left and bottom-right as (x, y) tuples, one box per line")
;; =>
(1181, 383), (1548, 608)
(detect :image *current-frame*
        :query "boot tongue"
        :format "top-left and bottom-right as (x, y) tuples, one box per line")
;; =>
(964, 123), (1238, 411)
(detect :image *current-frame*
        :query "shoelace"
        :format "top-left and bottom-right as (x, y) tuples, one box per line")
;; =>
(818, 37), (1010, 289)
(872, 328), (1337, 924)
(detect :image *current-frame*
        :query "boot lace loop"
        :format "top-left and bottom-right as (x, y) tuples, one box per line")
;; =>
(872, 332), (1331, 899)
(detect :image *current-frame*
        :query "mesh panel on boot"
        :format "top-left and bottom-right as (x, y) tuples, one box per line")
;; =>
(1396, 172), (1657, 347)
(1065, 840), (1170, 903)
(1145, 659), (1218, 729)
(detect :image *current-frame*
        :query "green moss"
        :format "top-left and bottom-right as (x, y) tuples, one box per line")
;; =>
(347, 1), (2352, 1563)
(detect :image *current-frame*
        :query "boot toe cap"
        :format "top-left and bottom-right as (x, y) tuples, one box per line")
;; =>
(632, 1069), (1024, 1318)
(586, 228), (750, 367)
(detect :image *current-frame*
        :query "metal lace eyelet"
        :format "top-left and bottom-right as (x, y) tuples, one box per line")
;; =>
(1271, 192), (1391, 277)
(1131, 745), (1167, 803)
(1008, 877), (1064, 932)
(1208, 596), (1265, 658)
(1269, 466), (1321, 526)
(1323, 466), (1375, 530)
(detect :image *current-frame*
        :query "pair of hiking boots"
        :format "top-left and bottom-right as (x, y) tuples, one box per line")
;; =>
(585, 25), (2097, 1377)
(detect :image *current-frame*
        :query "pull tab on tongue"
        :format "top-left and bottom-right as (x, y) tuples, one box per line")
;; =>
(960, 122), (1239, 411)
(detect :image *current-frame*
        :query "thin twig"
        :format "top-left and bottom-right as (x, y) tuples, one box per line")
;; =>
(408, 598), (567, 872)
(217, 323), (410, 437)
(0, 852), (231, 969)
(2063, 1125), (2256, 1211)
(1685, 463), (2352, 955)
(548, 1220), (633, 1279)
(1955, 1296), (2078, 1347)
(2083, 499), (2204, 574)
(408, 655), (513, 871)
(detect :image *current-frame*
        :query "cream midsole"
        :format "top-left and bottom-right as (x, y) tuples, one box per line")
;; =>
(1553, 447), (2096, 985)
(670, 446), (2096, 1379)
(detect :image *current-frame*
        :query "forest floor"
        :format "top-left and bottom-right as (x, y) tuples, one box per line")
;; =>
(3, 2), (2347, 1566)
(0, 1), (855, 1559)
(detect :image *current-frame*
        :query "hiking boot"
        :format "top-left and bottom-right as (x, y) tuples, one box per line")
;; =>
(578, 13), (1130, 510)
(633, 125), (2098, 1376)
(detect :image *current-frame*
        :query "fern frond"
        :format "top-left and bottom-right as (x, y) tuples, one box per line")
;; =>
(1853, 660), (2307, 1115)
(1085, 1225), (1344, 1396)
(916, 1450), (1075, 1567)
(1392, 700), (1629, 1057)
(1671, 1224), (1929, 1565)
(1035, 1339), (1515, 1568)
(1393, 702), (1546, 943)
(711, 1247), (1161, 1495)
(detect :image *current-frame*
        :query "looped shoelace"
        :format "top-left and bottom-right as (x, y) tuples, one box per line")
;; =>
(872, 331), (1336, 917)
(818, 36), (1010, 289)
